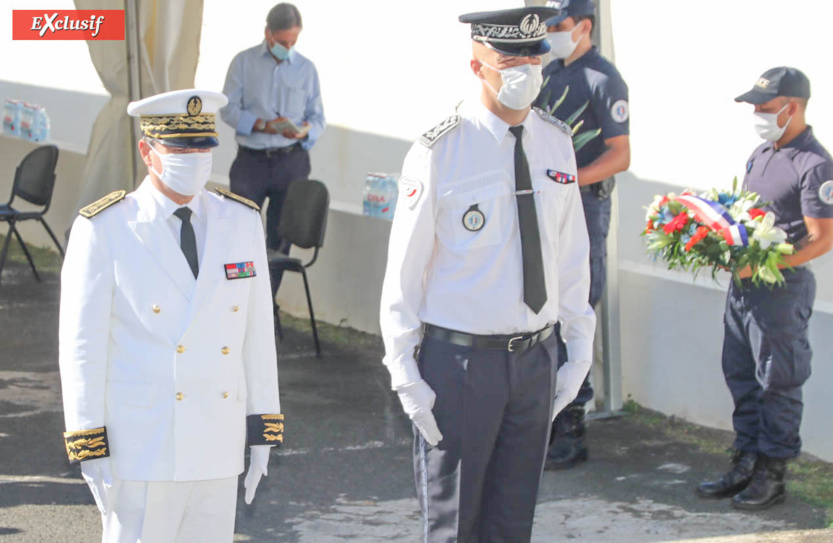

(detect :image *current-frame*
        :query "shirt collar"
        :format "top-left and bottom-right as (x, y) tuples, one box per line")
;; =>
(144, 176), (205, 222)
(472, 99), (534, 144)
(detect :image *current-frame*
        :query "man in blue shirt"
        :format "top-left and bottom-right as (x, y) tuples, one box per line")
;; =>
(220, 3), (325, 296)
(697, 67), (833, 511)
(535, 0), (630, 470)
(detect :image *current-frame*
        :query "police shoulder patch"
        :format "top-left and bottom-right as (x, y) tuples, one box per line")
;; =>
(214, 188), (260, 211)
(79, 190), (126, 218)
(533, 107), (572, 138)
(418, 114), (460, 147)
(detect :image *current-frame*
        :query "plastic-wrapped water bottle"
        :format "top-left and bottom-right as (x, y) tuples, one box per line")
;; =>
(19, 103), (35, 141)
(378, 174), (400, 220)
(21, 104), (50, 142)
(363, 173), (386, 218)
(3, 100), (23, 136)
(30, 105), (50, 142)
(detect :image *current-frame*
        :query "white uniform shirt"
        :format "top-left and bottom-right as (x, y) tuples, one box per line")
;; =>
(146, 178), (207, 264)
(380, 99), (596, 389)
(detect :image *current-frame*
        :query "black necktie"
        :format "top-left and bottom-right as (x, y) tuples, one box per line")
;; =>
(508, 125), (547, 314)
(174, 207), (199, 278)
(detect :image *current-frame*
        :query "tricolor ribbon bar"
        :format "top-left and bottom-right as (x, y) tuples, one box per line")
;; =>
(675, 195), (749, 247)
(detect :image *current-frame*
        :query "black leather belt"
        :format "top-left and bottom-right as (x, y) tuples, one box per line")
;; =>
(424, 323), (554, 353)
(240, 143), (301, 158)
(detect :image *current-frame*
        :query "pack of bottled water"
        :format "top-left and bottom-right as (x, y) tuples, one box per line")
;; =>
(3, 99), (23, 136)
(3, 100), (50, 142)
(363, 172), (399, 220)
(19, 103), (51, 142)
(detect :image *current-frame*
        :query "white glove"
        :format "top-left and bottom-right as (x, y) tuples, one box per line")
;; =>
(396, 380), (443, 447)
(80, 457), (113, 515)
(244, 445), (273, 505)
(552, 359), (592, 420)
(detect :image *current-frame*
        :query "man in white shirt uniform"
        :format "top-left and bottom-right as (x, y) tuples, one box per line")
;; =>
(59, 89), (283, 543)
(380, 6), (596, 542)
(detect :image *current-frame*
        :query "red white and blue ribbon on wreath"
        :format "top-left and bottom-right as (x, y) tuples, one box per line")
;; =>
(675, 195), (749, 247)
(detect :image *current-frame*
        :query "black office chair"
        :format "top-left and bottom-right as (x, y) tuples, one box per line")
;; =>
(268, 179), (329, 357)
(0, 145), (63, 283)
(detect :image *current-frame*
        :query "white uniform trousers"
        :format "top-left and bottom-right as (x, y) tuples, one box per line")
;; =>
(101, 476), (237, 543)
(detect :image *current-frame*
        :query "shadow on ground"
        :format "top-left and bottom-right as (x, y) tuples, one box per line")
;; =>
(0, 260), (831, 542)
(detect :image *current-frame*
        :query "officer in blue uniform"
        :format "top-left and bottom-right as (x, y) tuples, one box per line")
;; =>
(697, 67), (833, 510)
(535, 0), (631, 470)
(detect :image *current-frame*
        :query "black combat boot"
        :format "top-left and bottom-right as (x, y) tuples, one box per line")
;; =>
(697, 450), (758, 499)
(545, 406), (588, 470)
(731, 455), (787, 510)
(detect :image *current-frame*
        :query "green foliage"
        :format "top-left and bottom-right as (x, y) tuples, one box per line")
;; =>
(540, 77), (602, 153)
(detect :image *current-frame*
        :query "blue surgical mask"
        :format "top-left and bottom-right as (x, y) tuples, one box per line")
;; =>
(270, 41), (292, 61)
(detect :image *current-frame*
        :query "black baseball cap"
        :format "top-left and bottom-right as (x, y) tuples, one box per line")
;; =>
(459, 7), (560, 57)
(544, 0), (596, 26)
(735, 67), (811, 105)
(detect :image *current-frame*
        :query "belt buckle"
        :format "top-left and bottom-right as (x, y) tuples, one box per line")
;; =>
(507, 335), (524, 352)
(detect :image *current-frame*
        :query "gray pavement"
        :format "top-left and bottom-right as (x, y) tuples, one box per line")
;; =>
(1, 261), (831, 542)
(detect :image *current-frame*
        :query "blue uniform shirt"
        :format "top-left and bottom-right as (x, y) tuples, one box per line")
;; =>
(220, 41), (325, 151)
(743, 126), (833, 244)
(536, 46), (628, 168)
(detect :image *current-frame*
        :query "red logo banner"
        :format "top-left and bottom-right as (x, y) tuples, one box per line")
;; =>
(12, 10), (125, 40)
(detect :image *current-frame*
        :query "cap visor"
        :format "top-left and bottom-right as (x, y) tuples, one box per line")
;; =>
(489, 39), (550, 57)
(154, 136), (219, 149)
(734, 89), (775, 105)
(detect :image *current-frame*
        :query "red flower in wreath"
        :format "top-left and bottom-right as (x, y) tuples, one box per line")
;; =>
(663, 212), (690, 235)
(748, 208), (767, 220)
(685, 226), (710, 251)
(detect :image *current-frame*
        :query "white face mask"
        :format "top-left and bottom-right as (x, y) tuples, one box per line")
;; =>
(149, 145), (213, 196)
(480, 61), (544, 110)
(546, 26), (581, 60)
(753, 104), (792, 142)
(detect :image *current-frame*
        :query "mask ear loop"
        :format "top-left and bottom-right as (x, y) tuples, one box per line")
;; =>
(478, 60), (502, 97)
(147, 142), (165, 179)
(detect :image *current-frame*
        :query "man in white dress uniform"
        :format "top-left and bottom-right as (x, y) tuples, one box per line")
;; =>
(59, 89), (283, 542)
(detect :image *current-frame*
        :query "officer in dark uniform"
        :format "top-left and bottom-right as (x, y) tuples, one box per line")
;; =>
(535, 0), (631, 470)
(697, 67), (833, 510)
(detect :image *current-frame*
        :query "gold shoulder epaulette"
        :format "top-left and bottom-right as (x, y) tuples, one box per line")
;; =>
(79, 190), (126, 218)
(214, 188), (260, 211)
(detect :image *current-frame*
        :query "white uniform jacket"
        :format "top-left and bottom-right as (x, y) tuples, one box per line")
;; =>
(380, 100), (596, 388)
(59, 180), (281, 481)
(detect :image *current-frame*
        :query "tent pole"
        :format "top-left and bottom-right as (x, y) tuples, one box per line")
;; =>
(125, 0), (142, 188)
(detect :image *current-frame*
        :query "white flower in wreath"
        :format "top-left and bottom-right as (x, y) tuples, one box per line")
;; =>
(752, 212), (788, 249)
(729, 198), (757, 221)
(645, 194), (665, 221)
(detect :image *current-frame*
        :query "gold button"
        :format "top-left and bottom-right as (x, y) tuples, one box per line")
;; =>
(152, 304), (160, 314)
(223, 392), (229, 399)
(176, 345), (186, 354)
(176, 392), (184, 401)
(222, 347), (230, 355)
(233, 306), (240, 313)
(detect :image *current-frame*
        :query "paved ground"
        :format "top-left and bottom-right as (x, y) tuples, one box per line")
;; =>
(1, 261), (831, 542)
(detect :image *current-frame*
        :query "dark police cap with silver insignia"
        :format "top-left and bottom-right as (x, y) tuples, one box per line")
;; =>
(459, 7), (560, 57)
(544, 0), (596, 26)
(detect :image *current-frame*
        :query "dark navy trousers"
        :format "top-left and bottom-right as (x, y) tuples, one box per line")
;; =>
(553, 189), (612, 406)
(722, 268), (815, 459)
(414, 332), (558, 543)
